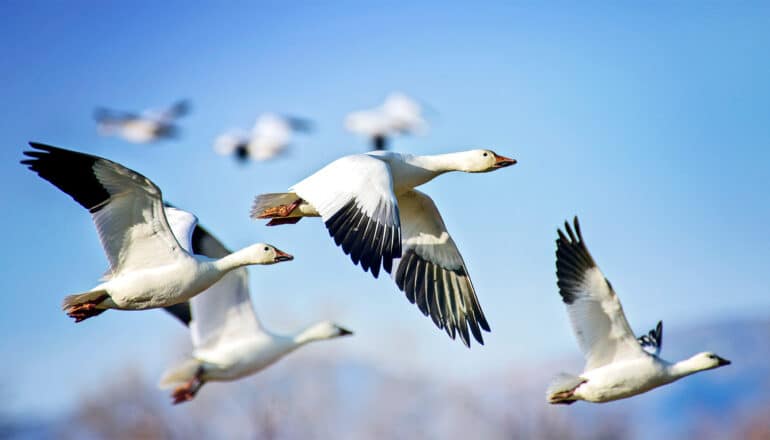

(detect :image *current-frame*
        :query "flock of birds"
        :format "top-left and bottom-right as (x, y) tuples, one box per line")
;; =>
(94, 92), (425, 161)
(22, 95), (730, 406)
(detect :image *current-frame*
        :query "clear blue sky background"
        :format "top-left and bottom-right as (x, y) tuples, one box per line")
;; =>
(1, 1), (768, 416)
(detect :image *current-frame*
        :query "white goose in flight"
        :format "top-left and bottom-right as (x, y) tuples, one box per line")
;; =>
(214, 113), (312, 163)
(345, 93), (427, 150)
(548, 217), (731, 404)
(21, 143), (293, 322)
(251, 149), (517, 346)
(160, 213), (353, 404)
(94, 100), (190, 144)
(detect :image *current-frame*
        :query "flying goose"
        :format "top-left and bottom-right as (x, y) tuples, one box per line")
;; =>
(345, 93), (427, 150)
(21, 143), (293, 322)
(160, 213), (353, 404)
(214, 113), (313, 163)
(94, 100), (190, 143)
(251, 149), (516, 346)
(548, 217), (731, 404)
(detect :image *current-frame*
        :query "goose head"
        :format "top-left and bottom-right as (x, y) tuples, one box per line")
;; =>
(242, 243), (294, 265)
(311, 321), (354, 339)
(296, 320), (355, 344)
(461, 149), (517, 173)
(684, 352), (732, 372)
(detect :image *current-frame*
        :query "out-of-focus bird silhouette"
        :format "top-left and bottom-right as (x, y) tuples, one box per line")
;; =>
(214, 113), (313, 163)
(345, 93), (428, 151)
(94, 100), (190, 143)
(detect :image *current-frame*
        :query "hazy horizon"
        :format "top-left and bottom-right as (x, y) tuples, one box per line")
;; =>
(1, 1), (768, 421)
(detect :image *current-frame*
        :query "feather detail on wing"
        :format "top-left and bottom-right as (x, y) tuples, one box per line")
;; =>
(638, 321), (663, 356)
(392, 190), (489, 347)
(21, 143), (190, 273)
(555, 217), (647, 370)
(290, 154), (401, 278)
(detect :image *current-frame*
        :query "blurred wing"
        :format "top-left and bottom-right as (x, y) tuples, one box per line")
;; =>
(284, 115), (314, 133)
(381, 93), (427, 134)
(344, 110), (389, 137)
(22, 143), (190, 273)
(248, 137), (286, 161)
(555, 217), (647, 370)
(637, 321), (663, 356)
(392, 190), (489, 347)
(250, 114), (291, 160)
(290, 154), (401, 278)
(149, 100), (190, 121)
(187, 225), (262, 348)
(93, 107), (137, 124)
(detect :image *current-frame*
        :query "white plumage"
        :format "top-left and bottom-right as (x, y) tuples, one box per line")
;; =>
(548, 217), (731, 404)
(251, 149), (517, 346)
(345, 92), (427, 150)
(160, 216), (353, 404)
(214, 113), (312, 162)
(94, 100), (189, 143)
(21, 143), (292, 322)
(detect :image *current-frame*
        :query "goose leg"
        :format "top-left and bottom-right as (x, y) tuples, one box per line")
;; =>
(171, 368), (205, 404)
(64, 293), (110, 323)
(256, 198), (302, 219)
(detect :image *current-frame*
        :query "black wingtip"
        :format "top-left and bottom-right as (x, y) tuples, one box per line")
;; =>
(555, 216), (598, 305)
(21, 143), (114, 213)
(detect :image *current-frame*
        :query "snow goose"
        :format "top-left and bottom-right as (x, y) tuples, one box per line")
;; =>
(94, 100), (190, 143)
(21, 142), (293, 322)
(250, 149), (516, 346)
(547, 217), (731, 404)
(160, 214), (353, 404)
(214, 113), (312, 163)
(345, 93), (427, 150)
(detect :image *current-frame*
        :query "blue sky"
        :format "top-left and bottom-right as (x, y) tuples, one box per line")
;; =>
(1, 2), (769, 416)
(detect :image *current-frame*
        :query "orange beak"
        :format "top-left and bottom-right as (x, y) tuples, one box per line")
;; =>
(273, 249), (294, 263)
(492, 153), (517, 168)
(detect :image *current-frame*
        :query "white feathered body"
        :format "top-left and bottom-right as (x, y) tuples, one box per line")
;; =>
(95, 256), (224, 310)
(194, 334), (297, 382)
(573, 357), (673, 402)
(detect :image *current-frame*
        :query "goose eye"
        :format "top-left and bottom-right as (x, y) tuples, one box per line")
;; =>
(264, 246), (269, 251)
(483, 152), (488, 157)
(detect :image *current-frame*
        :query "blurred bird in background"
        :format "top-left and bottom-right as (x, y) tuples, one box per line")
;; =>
(214, 113), (313, 163)
(94, 99), (191, 143)
(345, 92), (428, 150)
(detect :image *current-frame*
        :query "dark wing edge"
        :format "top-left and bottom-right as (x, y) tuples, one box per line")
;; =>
(285, 116), (314, 133)
(325, 199), (402, 279)
(163, 302), (192, 326)
(637, 320), (663, 355)
(394, 249), (490, 348)
(21, 142), (115, 214)
(166, 100), (191, 119)
(191, 224), (231, 258)
(555, 216), (598, 305)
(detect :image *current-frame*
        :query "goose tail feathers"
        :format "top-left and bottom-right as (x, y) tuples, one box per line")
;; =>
(546, 373), (586, 405)
(159, 358), (201, 389)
